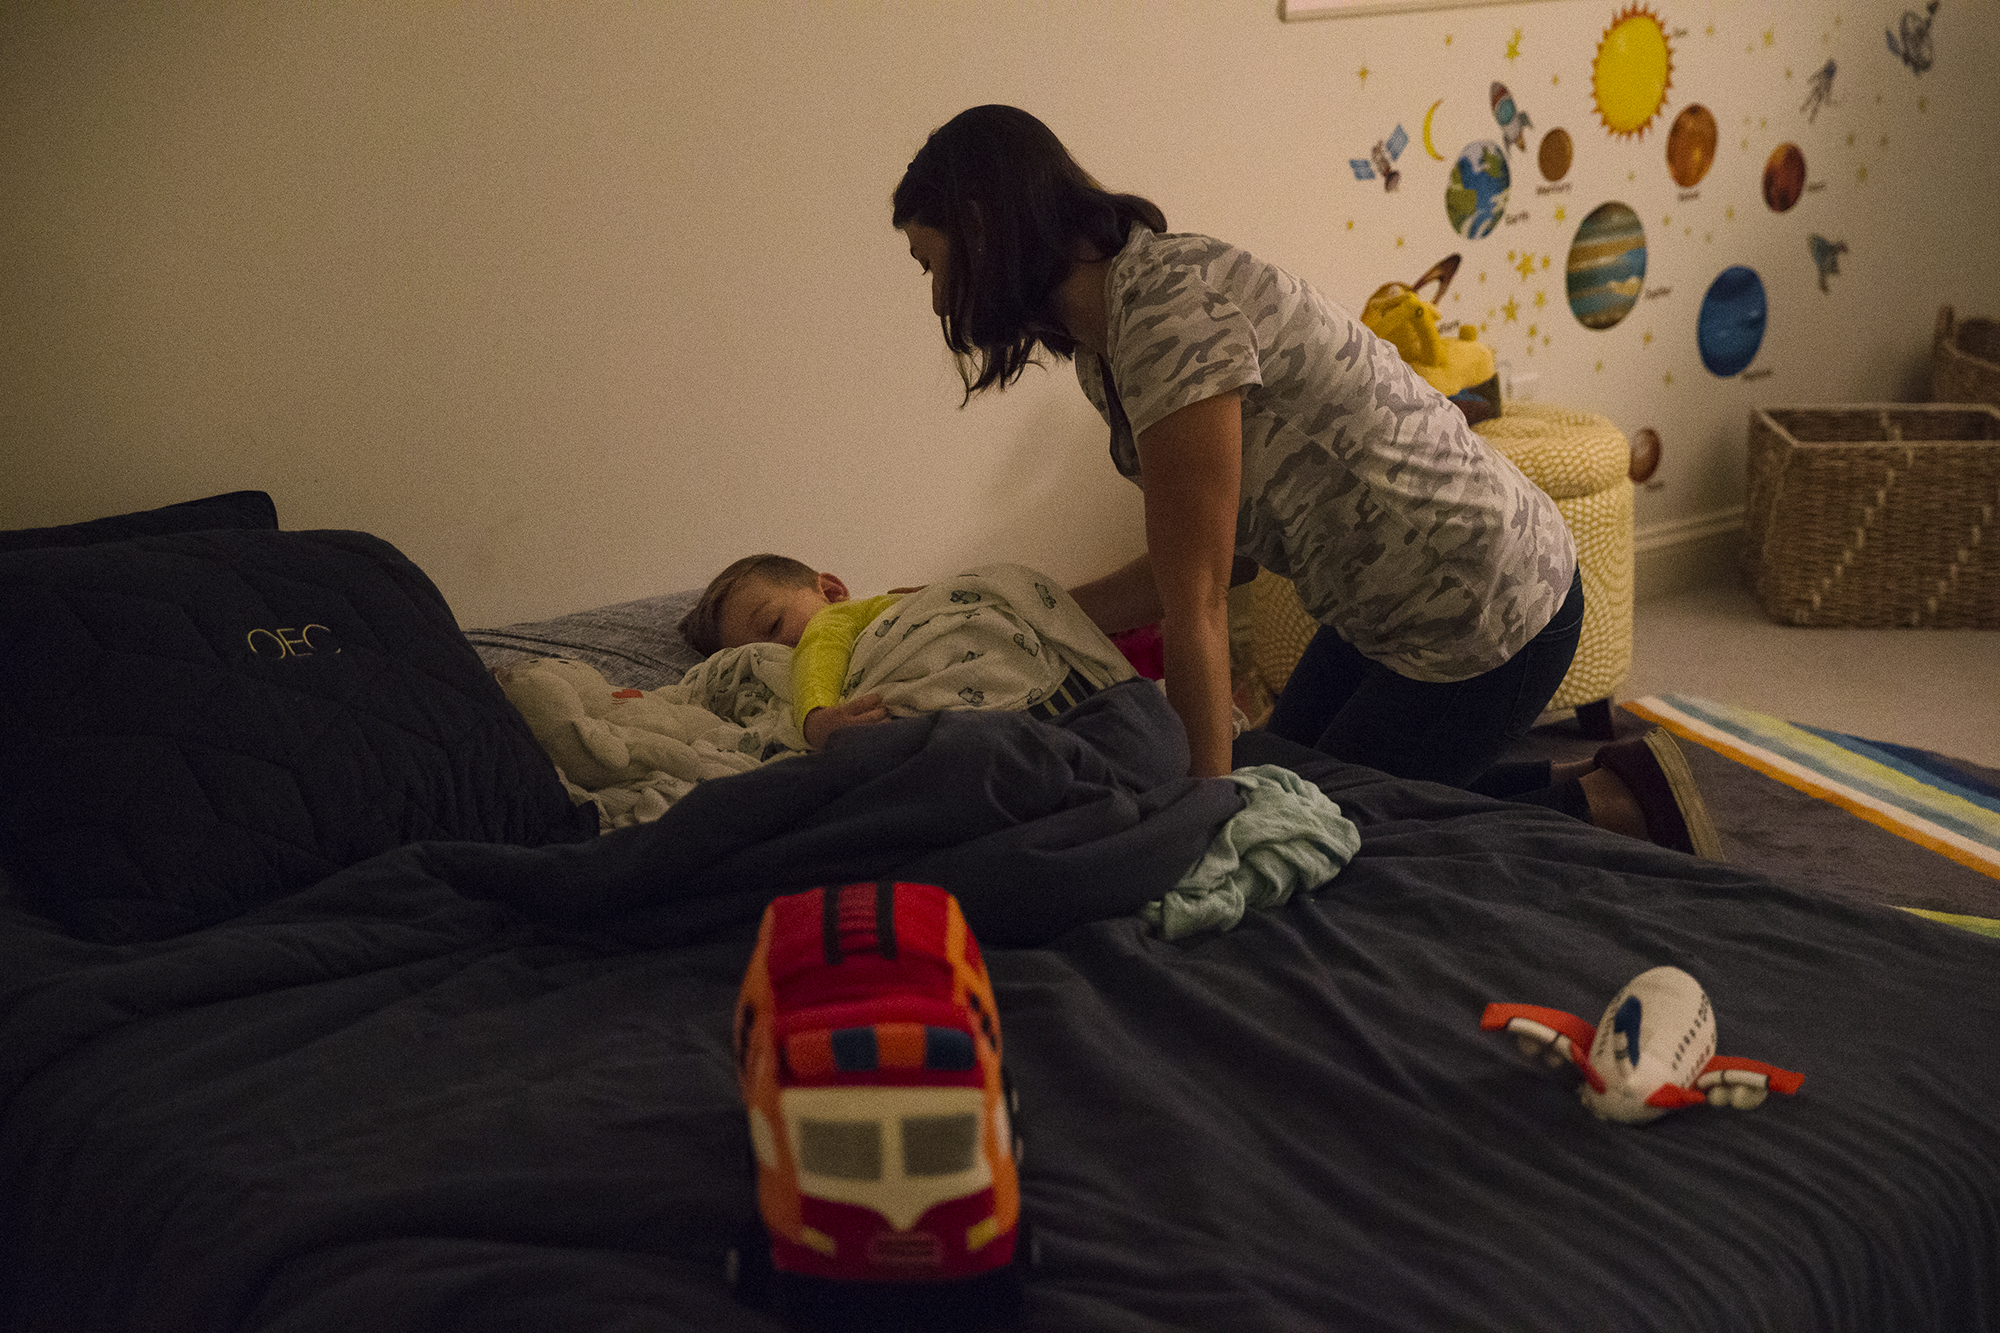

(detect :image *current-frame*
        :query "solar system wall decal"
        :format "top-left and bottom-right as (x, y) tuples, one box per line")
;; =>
(1314, 1), (1953, 492)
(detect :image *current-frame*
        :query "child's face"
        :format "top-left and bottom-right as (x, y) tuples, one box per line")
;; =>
(716, 574), (840, 650)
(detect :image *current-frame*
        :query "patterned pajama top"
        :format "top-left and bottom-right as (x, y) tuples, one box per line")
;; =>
(1075, 226), (1576, 684)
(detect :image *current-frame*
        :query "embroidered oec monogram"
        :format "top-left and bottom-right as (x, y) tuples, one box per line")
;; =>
(246, 625), (338, 658)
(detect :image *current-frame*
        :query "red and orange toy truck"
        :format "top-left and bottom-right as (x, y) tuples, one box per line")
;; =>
(729, 881), (1026, 1328)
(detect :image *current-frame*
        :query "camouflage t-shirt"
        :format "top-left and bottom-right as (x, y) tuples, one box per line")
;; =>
(1075, 227), (1576, 684)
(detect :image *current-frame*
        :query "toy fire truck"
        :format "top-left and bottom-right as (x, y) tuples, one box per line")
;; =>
(728, 881), (1026, 1327)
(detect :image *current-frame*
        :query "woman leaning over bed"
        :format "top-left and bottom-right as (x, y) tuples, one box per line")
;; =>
(889, 104), (1717, 857)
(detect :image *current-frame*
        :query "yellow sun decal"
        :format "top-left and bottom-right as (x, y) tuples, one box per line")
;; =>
(1592, 6), (1674, 139)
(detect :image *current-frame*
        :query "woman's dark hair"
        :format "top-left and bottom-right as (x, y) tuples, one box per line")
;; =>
(892, 105), (1166, 401)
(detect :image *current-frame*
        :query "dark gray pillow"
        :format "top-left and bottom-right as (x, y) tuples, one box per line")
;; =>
(0, 490), (278, 553)
(0, 527), (598, 941)
(465, 589), (706, 691)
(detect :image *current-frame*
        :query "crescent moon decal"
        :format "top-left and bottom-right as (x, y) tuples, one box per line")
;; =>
(1422, 99), (1446, 160)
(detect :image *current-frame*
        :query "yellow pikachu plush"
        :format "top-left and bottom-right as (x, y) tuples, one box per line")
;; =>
(1361, 282), (1497, 403)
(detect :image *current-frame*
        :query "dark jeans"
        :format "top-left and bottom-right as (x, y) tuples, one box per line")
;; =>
(1263, 568), (1587, 811)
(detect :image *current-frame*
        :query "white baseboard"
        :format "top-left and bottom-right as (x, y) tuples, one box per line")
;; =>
(1634, 507), (1745, 602)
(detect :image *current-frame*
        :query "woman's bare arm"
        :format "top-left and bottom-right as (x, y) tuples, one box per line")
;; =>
(1132, 390), (1244, 779)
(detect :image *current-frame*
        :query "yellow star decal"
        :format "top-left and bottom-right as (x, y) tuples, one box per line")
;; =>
(1526, 323), (1538, 339)
(1643, 330), (1654, 346)
(1515, 252), (1536, 280)
(1502, 297), (1520, 322)
(1533, 290), (1547, 308)
(1664, 372), (1674, 386)
(1725, 206), (1735, 220)
(1396, 236), (1405, 247)
(1763, 28), (1775, 46)
(1595, 360), (1605, 372)
(1358, 65), (1370, 84)
(1858, 164), (1868, 183)
(1506, 28), (1522, 60)
(1554, 206), (1565, 221)
(1662, 215), (1672, 227)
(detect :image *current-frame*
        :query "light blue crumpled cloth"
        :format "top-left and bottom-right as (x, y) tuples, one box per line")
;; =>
(1141, 764), (1362, 940)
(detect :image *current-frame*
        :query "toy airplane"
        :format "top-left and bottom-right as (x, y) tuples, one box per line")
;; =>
(1482, 966), (1803, 1124)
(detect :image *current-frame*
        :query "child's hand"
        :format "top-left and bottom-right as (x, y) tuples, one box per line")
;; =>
(802, 694), (891, 749)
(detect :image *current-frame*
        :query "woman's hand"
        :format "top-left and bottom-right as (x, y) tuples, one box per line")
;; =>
(1134, 390), (1245, 779)
(801, 694), (891, 750)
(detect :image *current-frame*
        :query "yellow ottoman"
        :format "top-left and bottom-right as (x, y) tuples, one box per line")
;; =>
(1241, 401), (1634, 739)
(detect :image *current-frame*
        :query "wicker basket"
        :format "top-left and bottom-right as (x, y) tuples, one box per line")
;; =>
(1743, 404), (2000, 627)
(1933, 305), (2000, 406)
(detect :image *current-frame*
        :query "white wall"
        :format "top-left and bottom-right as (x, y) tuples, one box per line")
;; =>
(5, 1), (1996, 627)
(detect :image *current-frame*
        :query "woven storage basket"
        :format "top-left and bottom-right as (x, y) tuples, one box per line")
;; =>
(1933, 305), (2000, 406)
(1743, 404), (2000, 627)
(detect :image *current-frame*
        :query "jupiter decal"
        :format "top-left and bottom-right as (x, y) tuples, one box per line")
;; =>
(1566, 201), (1647, 330)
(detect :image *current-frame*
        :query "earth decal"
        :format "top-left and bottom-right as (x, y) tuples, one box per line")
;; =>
(1446, 140), (1511, 240)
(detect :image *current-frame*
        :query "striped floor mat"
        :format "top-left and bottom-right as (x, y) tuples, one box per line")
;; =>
(1624, 696), (2000, 915)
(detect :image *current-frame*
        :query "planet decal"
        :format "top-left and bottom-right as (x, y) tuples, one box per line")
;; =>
(1763, 144), (1806, 212)
(1629, 427), (1662, 483)
(1412, 253), (1462, 303)
(1565, 201), (1647, 331)
(1446, 140), (1511, 240)
(1665, 105), (1717, 188)
(1697, 266), (1768, 376)
(1539, 127), (1574, 181)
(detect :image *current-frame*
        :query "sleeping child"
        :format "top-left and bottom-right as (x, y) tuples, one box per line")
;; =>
(677, 554), (1134, 750)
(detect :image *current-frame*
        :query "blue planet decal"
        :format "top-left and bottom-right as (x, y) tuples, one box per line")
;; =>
(1445, 141), (1511, 240)
(1697, 266), (1768, 376)
(1565, 201), (1647, 330)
